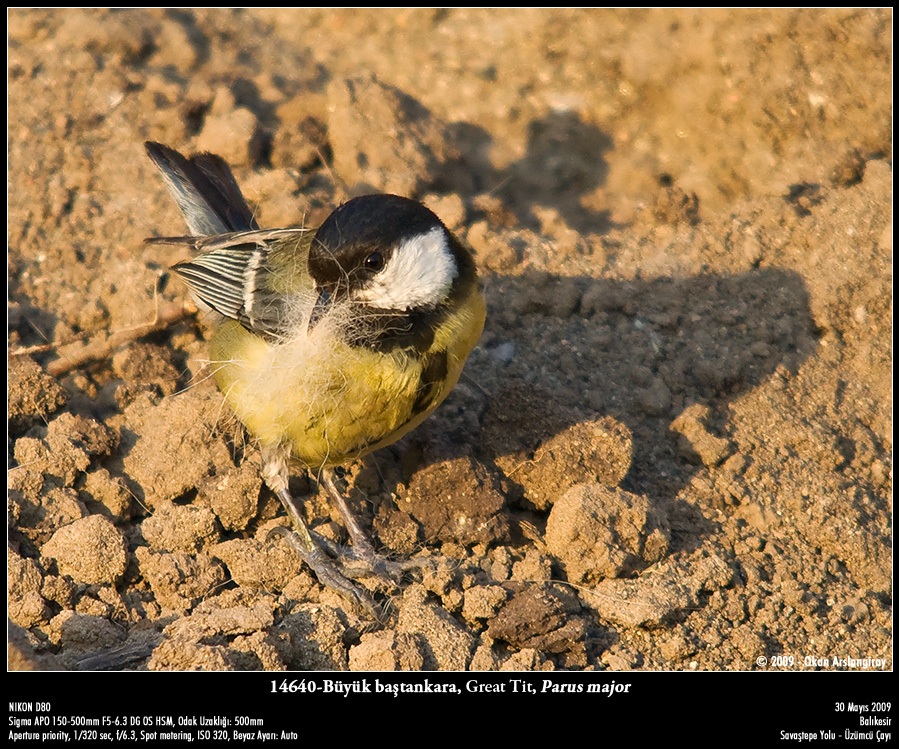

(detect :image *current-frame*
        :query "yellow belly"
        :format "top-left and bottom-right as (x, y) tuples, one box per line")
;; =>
(209, 290), (485, 468)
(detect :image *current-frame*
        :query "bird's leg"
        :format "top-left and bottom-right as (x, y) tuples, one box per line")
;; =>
(318, 468), (379, 557)
(268, 489), (380, 618)
(261, 448), (379, 619)
(319, 468), (427, 581)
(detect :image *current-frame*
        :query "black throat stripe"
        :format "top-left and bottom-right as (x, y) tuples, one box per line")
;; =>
(411, 349), (449, 417)
(346, 306), (447, 356)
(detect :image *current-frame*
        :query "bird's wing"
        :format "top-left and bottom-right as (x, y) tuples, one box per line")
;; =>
(170, 229), (313, 342)
(145, 141), (259, 235)
(146, 141), (314, 341)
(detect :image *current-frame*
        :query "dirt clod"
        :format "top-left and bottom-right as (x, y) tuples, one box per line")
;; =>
(545, 483), (670, 585)
(40, 515), (128, 586)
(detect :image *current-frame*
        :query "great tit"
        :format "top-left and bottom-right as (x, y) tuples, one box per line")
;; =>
(145, 142), (486, 615)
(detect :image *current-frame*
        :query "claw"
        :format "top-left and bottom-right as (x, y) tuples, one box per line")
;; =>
(340, 546), (431, 584)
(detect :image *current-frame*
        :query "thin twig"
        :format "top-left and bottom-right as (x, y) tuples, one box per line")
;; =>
(32, 301), (191, 378)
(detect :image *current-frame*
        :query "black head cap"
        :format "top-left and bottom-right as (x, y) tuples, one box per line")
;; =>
(309, 194), (445, 289)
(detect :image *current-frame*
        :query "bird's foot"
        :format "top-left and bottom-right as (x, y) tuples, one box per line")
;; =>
(267, 470), (426, 618)
(339, 544), (430, 584)
(309, 529), (428, 585)
(315, 468), (430, 583)
(267, 526), (381, 620)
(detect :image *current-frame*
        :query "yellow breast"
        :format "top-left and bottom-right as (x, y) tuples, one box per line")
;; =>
(209, 286), (485, 469)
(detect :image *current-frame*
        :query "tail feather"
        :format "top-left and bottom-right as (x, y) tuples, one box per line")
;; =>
(145, 141), (258, 236)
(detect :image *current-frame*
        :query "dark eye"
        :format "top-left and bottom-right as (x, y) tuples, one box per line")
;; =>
(364, 251), (384, 272)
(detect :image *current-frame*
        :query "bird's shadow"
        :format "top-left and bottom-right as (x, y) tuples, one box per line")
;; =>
(374, 265), (818, 556)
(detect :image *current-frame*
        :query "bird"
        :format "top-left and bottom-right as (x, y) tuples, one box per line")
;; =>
(144, 141), (486, 616)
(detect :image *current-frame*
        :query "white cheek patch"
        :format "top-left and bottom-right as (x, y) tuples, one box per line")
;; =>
(356, 226), (457, 310)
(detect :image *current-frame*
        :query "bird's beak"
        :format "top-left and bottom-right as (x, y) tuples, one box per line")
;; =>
(308, 287), (332, 332)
